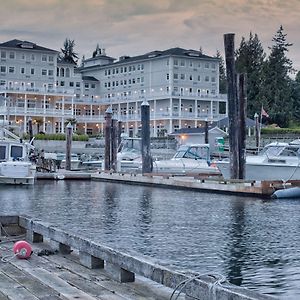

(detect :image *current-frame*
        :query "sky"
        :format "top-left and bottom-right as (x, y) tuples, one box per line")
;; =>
(1, 0), (300, 71)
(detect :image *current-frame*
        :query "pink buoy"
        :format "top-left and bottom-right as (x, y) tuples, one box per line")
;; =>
(13, 241), (32, 259)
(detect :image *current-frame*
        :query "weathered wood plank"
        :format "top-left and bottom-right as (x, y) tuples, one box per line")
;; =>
(0, 263), (64, 300)
(0, 269), (39, 300)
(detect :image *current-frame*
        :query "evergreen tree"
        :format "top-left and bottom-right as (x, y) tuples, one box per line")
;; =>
(215, 50), (227, 94)
(260, 25), (293, 127)
(60, 38), (79, 65)
(235, 32), (265, 118)
(291, 71), (300, 123)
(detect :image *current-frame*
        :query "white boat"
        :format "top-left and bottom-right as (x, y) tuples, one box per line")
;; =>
(0, 127), (36, 185)
(152, 144), (220, 175)
(52, 153), (81, 170)
(216, 141), (300, 181)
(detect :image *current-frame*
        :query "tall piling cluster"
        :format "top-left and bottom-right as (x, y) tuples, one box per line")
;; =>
(104, 107), (120, 172)
(224, 33), (247, 179)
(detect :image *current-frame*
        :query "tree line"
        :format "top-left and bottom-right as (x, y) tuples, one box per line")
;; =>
(217, 26), (299, 128)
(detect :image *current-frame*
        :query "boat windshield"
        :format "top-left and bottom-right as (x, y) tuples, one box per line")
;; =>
(118, 138), (141, 153)
(259, 145), (286, 157)
(174, 145), (209, 160)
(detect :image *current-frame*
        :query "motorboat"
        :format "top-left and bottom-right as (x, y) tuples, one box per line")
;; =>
(0, 127), (36, 184)
(81, 137), (142, 171)
(152, 144), (221, 175)
(49, 153), (81, 170)
(216, 141), (300, 181)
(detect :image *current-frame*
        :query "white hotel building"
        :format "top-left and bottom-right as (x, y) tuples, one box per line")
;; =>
(0, 39), (227, 137)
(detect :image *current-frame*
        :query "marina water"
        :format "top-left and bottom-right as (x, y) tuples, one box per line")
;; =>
(1, 180), (299, 299)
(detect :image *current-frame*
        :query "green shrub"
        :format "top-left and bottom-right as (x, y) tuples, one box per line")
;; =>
(261, 127), (300, 134)
(26, 133), (89, 141)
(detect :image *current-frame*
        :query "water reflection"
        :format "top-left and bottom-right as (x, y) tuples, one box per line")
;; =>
(226, 197), (247, 286)
(102, 183), (119, 232)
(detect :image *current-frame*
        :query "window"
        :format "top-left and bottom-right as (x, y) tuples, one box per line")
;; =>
(205, 63), (209, 68)
(197, 75), (201, 81)
(60, 81), (65, 87)
(20, 67), (25, 74)
(0, 146), (6, 160)
(211, 77), (216, 82)
(166, 73), (170, 80)
(69, 82), (74, 87)
(173, 73), (178, 80)
(21, 53), (25, 60)
(91, 83), (96, 89)
(10, 146), (23, 159)
(9, 52), (15, 59)
(48, 70), (53, 76)
(174, 59), (178, 66)
(42, 69), (47, 76)
(180, 60), (185, 67)
(85, 83), (89, 89)
(76, 82), (80, 88)
(189, 75), (193, 81)
(211, 63), (216, 69)
(42, 55), (47, 62)
(1, 51), (6, 59)
(48, 56), (54, 62)
(8, 67), (15, 74)
(66, 68), (70, 77)
(30, 68), (35, 75)
(0, 80), (6, 86)
(189, 61), (193, 67)
(0, 66), (6, 73)
(180, 74), (185, 80)
(205, 76), (209, 82)
(31, 54), (35, 61)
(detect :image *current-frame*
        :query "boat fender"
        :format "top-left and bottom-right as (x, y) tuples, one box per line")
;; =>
(13, 241), (32, 259)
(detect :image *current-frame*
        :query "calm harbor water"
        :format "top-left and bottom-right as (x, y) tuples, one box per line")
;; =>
(1, 180), (300, 299)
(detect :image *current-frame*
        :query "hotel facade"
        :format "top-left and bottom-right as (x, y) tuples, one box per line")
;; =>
(0, 39), (227, 137)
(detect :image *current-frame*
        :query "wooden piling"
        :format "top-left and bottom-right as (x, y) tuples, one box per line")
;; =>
(111, 117), (118, 172)
(141, 100), (152, 173)
(254, 113), (260, 151)
(28, 117), (33, 145)
(224, 33), (239, 179)
(204, 120), (209, 144)
(118, 121), (122, 149)
(237, 74), (247, 179)
(104, 107), (113, 171)
(65, 122), (73, 171)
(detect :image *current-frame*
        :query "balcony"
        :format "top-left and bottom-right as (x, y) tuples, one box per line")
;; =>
(4, 106), (73, 117)
(0, 86), (75, 96)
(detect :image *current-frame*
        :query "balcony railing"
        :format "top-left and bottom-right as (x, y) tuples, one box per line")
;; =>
(0, 86), (75, 96)
(3, 106), (73, 117)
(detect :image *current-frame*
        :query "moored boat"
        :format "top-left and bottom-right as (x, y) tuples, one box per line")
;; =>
(0, 127), (36, 184)
(216, 141), (300, 181)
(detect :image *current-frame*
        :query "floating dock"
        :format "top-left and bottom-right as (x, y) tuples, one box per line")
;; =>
(36, 170), (300, 198)
(92, 172), (287, 198)
(0, 215), (273, 300)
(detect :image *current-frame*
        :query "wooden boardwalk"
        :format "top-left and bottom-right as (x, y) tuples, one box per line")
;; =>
(0, 240), (178, 300)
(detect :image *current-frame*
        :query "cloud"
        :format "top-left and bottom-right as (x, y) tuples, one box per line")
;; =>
(0, 0), (299, 70)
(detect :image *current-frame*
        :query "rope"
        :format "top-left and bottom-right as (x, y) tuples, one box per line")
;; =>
(169, 273), (228, 300)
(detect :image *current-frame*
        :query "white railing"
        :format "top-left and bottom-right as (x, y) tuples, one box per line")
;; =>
(0, 86), (75, 96)
(4, 107), (73, 117)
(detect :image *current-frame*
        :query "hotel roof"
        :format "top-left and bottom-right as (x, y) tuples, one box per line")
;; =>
(0, 39), (58, 53)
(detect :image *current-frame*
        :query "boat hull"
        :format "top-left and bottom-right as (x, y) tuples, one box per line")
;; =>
(217, 160), (300, 181)
(0, 161), (36, 185)
(0, 176), (35, 185)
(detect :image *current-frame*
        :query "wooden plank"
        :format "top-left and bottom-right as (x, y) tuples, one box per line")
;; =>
(0, 263), (64, 300)
(15, 267), (97, 300)
(0, 269), (39, 300)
